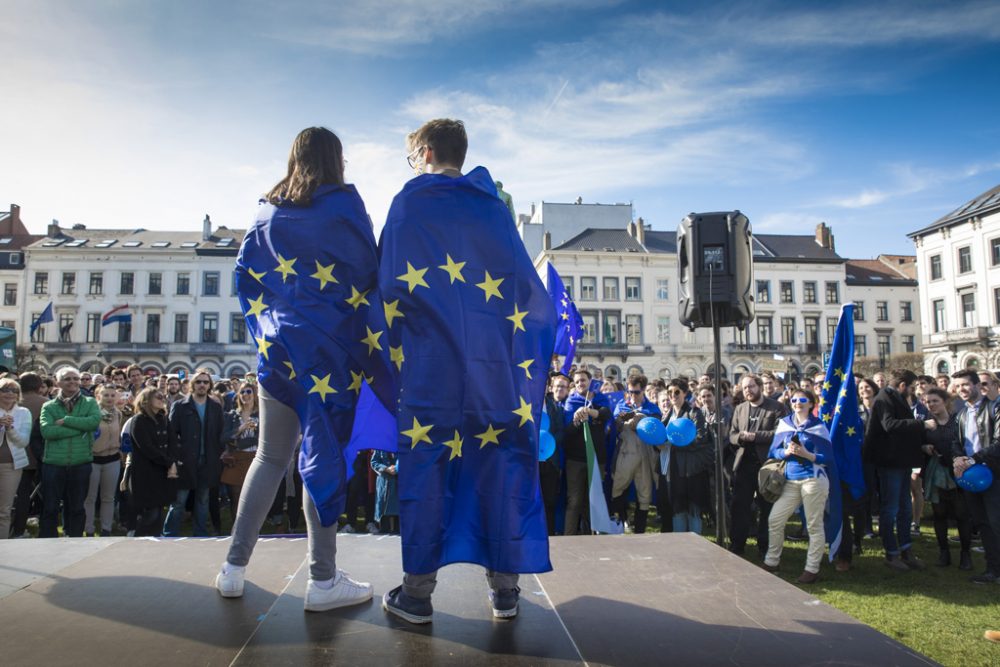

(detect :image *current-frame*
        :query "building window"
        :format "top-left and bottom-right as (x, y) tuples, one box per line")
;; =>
(120, 272), (134, 295)
(656, 279), (669, 301)
(876, 301), (889, 321)
(3, 283), (15, 306)
(146, 314), (160, 343)
(825, 281), (839, 304)
(827, 317), (838, 345)
(625, 277), (641, 301)
(581, 313), (597, 343)
(803, 281), (817, 304)
(902, 335), (915, 353)
(603, 313), (620, 344)
(780, 281), (794, 304)
(58, 314), (73, 342)
(86, 314), (101, 343)
(30, 312), (45, 342)
(149, 272), (162, 295)
(203, 272), (220, 297)
(996, 288), (1000, 326)
(580, 277), (596, 301)
(602, 277), (619, 301)
(117, 320), (132, 343)
(804, 316), (819, 349)
(756, 280), (770, 303)
(992, 238), (1000, 267)
(854, 301), (865, 321)
(230, 313), (247, 344)
(781, 317), (795, 345)
(176, 272), (191, 296)
(656, 316), (670, 343)
(877, 334), (891, 361)
(757, 316), (773, 346)
(854, 335), (867, 357)
(33, 272), (48, 295)
(231, 270), (239, 296)
(201, 313), (219, 343)
(626, 314), (642, 344)
(929, 254), (942, 280)
(0, 320), (13, 329)
(174, 313), (188, 343)
(88, 272), (103, 296)
(932, 299), (945, 333)
(900, 301), (913, 322)
(958, 246), (973, 274)
(61, 272), (76, 295)
(562, 277), (573, 300)
(961, 292), (976, 328)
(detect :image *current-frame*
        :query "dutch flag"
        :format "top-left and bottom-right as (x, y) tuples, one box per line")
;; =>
(102, 304), (132, 327)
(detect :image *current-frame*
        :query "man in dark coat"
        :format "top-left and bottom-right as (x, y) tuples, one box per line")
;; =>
(728, 374), (787, 557)
(864, 368), (936, 570)
(162, 368), (224, 536)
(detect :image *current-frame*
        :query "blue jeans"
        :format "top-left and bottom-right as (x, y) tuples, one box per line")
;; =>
(40, 462), (92, 538)
(163, 486), (210, 536)
(672, 505), (702, 534)
(877, 466), (913, 557)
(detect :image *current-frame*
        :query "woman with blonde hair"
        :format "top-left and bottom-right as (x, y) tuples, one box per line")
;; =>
(84, 383), (122, 536)
(221, 382), (260, 520)
(0, 378), (32, 539)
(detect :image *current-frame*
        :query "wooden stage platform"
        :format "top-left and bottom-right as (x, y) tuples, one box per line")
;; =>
(0, 533), (936, 666)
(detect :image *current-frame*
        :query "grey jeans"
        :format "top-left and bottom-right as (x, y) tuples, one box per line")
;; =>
(403, 570), (519, 600)
(226, 386), (337, 580)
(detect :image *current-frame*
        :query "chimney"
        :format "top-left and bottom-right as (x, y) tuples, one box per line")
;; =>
(9, 204), (19, 226)
(48, 219), (61, 238)
(575, 196), (583, 205)
(636, 217), (646, 246)
(203, 214), (212, 241)
(543, 231), (551, 251)
(815, 222), (834, 251)
(530, 202), (536, 217)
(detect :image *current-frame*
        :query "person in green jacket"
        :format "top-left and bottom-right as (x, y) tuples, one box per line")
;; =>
(39, 367), (102, 538)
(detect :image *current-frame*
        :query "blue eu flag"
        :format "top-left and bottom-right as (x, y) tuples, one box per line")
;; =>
(547, 263), (583, 375)
(380, 166), (557, 575)
(818, 303), (864, 559)
(236, 185), (395, 527)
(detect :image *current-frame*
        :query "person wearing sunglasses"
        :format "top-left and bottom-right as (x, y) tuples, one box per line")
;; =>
(763, 389), (835, 584)
(610, 374), (661, 534)
(220, 384), (260, 520)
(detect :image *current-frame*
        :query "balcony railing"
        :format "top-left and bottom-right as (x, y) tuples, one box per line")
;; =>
(925, 327), (991, 346)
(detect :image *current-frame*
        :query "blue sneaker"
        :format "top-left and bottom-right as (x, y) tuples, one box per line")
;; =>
(382, 585), (433, 624)
(489, 586), (520, 619)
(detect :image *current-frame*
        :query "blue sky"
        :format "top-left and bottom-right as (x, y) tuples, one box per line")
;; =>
(2, 0), (999, 259)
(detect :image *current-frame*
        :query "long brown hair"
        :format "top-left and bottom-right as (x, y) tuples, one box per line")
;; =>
(266, 127), (345, 206)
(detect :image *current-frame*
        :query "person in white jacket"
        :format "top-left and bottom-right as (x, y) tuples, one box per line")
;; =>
(0, 377), (34, 539)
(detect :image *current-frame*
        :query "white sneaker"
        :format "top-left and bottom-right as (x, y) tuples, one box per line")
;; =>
(215, 563), (245, 598)
(304, 570), (373, 612)
(365, 522), (380, 534)
(340, 524), (356, 534)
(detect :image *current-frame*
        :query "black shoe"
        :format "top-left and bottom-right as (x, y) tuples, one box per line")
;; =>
(959, 551), (973, 571)
(382, 586), (433, 624)
(885, 556), (910, 572)
(100, 530), (111, 537)
(489, 587), (520, 619)
(901, 550), (925, 571)
(970, 571), (997, 584)
(729, 544), (745, 556)
(936, 549), (951, 567)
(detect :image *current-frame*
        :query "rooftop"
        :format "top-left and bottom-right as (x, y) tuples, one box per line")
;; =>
(908, 183), (1000, 238)
(845, 257), (918, 286)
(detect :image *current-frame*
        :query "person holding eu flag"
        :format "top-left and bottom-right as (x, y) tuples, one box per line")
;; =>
(217, 127), (386, 613)
(379, 119), (556, 624)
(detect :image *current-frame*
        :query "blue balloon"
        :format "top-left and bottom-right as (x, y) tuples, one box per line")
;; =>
(666, 417), (697, 447)
(538, 429), (556, 461)
(636, 417), (667, 446)
(957, 464), (993, 493)
(540, 410), (550, 431)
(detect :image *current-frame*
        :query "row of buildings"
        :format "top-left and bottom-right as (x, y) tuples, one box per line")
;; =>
(2, 182), (998, 379)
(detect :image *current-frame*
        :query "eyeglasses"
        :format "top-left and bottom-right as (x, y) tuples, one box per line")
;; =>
(0, 387), (17, 394)
(627, 389), (643, 395)
(240, 389), (254, 395)
(790, 396), (810, 404)
(406, 145), (426, 169)
(62, 377), (81, 382)
(193, 379), (211, 385)
(153, 394), (165, 400)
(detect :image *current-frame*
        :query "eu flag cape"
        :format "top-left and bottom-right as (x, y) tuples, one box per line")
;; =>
(235, 184), (395, 526)
(379, 166), (556, 575)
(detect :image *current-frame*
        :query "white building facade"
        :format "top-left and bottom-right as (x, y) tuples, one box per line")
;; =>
(844, 256), (921, 370)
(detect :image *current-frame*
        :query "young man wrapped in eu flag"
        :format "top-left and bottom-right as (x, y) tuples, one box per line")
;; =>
(380, 119), (556, 624)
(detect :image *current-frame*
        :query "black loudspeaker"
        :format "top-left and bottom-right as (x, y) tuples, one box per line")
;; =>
(677, 211), (755, 330)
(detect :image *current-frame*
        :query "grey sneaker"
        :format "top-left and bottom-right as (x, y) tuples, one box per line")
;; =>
(489, 586), (520, 619)
(884, 556), (910, 572)
(382, 585), (433, 624)
(366, 522), (380, 535)
(340, 523), (356, 534)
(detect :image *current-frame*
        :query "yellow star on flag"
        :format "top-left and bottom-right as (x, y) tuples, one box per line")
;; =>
(818, 396), (826, 407)
(310, 261), (338, 290)
(438, 254), (467, 284)
(397, 262), (429, 293)
(384, 300), (405, 328)
(507, 304), (529, 333)
(390, 345), (405, 371)
(476, 423), (504, 448)
(308, 373), (337, 402)
(402, 417), (433, 447)
(283, 361), (296, 380)
(835, 405), (842, 414)
(245, 294), (268, 319)
(561, 312), (570, 320)
(443, 430), (464, 460)
(361, 327), (383, 355)
(248, 268), (267, 283)
(822, 413), (832, 423)
(275, 254), (298, 282)
(834, 368), (846, 380)
(517, 359), (533, 379)
(255, 335), (273, 360)
(840, 388), (848, 398)
(345, 286), (370, 311)
(476, 271), (504, 302)
(846, 426), (857, 437)
(347, 370), (365, 395)
(822, 381), (832, 390)
(512, 397), (534, 427)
